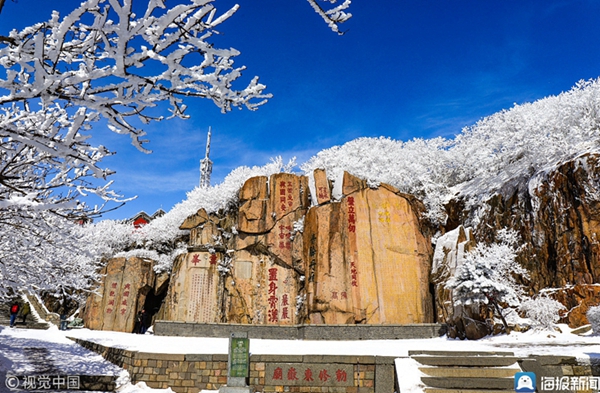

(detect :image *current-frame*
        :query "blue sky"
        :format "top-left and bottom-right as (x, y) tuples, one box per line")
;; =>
(2, 0), (600, 221)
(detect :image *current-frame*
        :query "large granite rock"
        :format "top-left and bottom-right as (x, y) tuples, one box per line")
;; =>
(304, 176), (434, 324)
(159, 252), (222, 322)
(83, 257), (156, 332)
(156, 170), (436, 326)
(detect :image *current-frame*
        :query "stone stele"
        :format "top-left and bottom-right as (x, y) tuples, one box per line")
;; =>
(83, 257), (156, 332)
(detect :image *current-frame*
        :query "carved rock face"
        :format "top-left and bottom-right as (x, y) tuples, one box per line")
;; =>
(304, 179), (433, 324)
(157, 171), (436, 326)
(83, 257), (155, 332)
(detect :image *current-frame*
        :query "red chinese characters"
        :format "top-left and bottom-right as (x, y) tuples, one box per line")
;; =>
(347, 197), (356, 233)
(279, 181), (287, 212)
(331, 290), (349, 300)
(287, 368), (298, 381)
(350, 261), (358, 287)
(319, 370), (331, 382)
(279, 181), (294, 212)
(268, 268), (278, 323)
(191, 254), (201, 266)
(304, 369), (314, 382)
(105, 282), (118, 314)
(281, 294), (290, 320)
(278, 225), (292, 250)
(269, 365), (351, 385)
(317, 186), (328, 199)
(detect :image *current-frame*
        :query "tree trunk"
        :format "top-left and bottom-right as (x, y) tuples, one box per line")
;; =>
(491, 300), (510, 334)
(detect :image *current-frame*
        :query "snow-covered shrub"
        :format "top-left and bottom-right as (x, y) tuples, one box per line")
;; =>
(586, 305), (600, 334)
(520, 295), (565, 330)
(446, 228), (528, 332)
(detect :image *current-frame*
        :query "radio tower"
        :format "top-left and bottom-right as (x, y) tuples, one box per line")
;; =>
(199, 127), (213, 188)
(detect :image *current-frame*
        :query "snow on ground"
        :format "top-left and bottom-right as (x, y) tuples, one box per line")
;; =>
(64, 325), (600, 360)
(1, 324), (600, 392)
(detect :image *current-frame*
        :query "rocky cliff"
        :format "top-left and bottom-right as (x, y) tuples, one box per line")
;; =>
(445, 153), (600, 329)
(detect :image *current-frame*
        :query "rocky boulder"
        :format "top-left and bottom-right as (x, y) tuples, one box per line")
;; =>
(83, 257), (156, 332)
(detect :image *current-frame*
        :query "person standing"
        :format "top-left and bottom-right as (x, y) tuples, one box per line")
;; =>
(20, 302), (30, 325)
(9, 302), (19, 328)
(139, 309), (149, 334)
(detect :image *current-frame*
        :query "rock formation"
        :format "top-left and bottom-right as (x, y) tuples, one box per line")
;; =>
(86, 153), (600, 334)
(158, 170), (435, 326)
(84, 257), (161, 332)
(443, 153), (600, 328)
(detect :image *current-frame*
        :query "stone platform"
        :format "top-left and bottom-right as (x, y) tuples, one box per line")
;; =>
(154, 321), (447, 340)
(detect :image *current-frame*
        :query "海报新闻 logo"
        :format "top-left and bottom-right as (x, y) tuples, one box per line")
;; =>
(515, 372), (536, 393)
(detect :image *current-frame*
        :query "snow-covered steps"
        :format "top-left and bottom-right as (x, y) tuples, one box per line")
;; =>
(409, 350), (521, 393)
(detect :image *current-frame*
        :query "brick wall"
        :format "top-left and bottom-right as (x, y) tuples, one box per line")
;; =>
(70, 338), (395, 393)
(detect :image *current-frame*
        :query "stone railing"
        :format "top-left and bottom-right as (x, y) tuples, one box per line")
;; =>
(154, 321), (447, 340)
(69, 337), (396, 393)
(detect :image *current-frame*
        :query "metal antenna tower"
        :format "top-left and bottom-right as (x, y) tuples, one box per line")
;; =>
(199, 127), (213, 188)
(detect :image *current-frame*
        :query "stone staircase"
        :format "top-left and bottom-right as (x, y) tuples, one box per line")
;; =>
(410, 350), (522, 393)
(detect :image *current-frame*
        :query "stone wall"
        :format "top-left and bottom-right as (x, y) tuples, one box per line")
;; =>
(153, 321), (446, 339)
(70, 338), (394, 393)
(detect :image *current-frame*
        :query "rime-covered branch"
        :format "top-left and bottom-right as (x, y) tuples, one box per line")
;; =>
(305, 0), (352, 35)
(0, 0), (270, 214)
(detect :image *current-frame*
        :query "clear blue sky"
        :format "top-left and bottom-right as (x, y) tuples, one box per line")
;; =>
(2, 0), (600, 221)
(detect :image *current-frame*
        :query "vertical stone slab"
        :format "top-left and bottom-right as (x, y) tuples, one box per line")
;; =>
(304, 203), (355, 324)
(312, 169), (331, 205)
(185, 252), (220, 323)
(304, 172), (434, 325)
(159, 253), (187, 321)
(270, 173), (308, 221)
(351, 187), (433, 324)
(83, 257), (155, 332)
(226, 251), (299, 325)
(239, 176), (273, 234)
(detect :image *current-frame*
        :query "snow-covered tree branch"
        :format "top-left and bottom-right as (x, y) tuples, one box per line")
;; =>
(305, 0), (352, 35)
(0, 0), (270, 215)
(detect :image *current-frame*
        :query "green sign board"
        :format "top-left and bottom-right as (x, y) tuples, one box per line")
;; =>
(229, 337), (250, 378)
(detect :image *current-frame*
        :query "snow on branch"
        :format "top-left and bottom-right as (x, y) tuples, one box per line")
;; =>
(0, 0), (270, 214)
(305, 0), (352, 35)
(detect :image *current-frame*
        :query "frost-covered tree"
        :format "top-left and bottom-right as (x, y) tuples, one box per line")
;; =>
(0, 0), (271, 216)
(519, 294), (565, 331)
(446, 228), (529, 333)
(0, 0), (348, 298)
(586, 305), (600, 335)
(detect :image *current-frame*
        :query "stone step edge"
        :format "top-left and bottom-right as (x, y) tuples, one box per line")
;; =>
(418, 366), (521, 377)
(424, 389), (515, 393)
(409, 350), (515, 357)
(411, 356), (520, 367)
